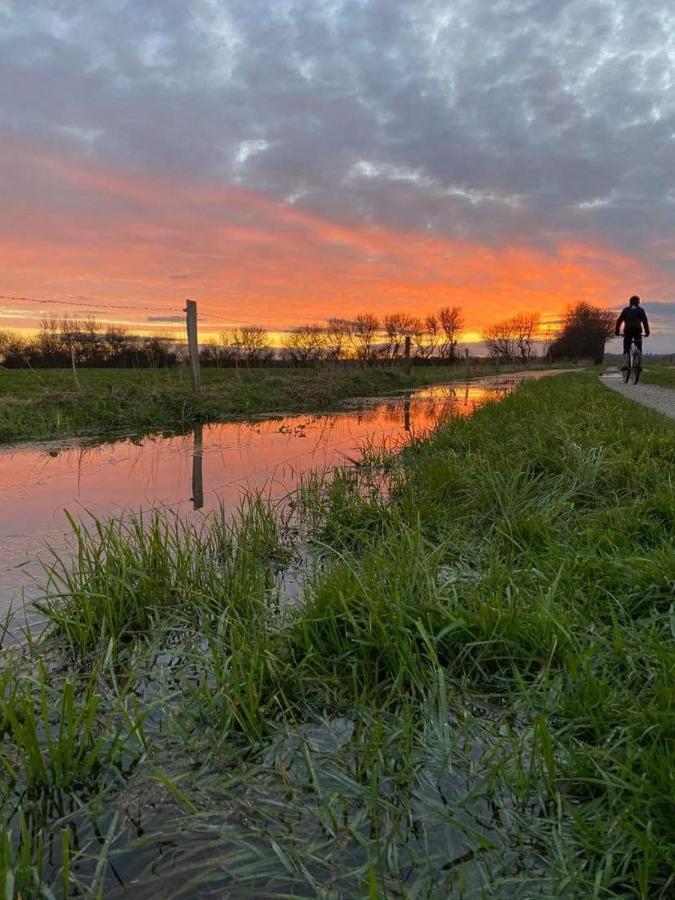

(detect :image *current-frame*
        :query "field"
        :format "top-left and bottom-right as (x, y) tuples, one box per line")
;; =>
(0, 363), (553, 443)
(1, 374), (673, 896)
(642, 363), (675, 389)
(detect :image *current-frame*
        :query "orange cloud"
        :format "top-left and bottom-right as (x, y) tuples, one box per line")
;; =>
(0, 138), (656, 339)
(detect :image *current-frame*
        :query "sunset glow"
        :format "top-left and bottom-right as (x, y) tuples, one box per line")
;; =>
(2, 1), (674, 350)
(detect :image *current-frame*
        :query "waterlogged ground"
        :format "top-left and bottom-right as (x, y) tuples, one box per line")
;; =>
(1, 373), (673, 898)
(0, 377), (527, 625)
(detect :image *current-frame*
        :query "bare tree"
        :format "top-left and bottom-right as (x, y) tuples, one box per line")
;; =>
(481, 312), (541, 363)
(0, 330), (12, 364)
(482, 319), (517, 361)
(218, 330), (237, 365)
(0, 330), (19, 366)
(408, 317), (428, 359)
(511, 312), (541, 362)
(80, 317), (105, 365)
(283, 324), (327, 364)
(59, 315), (81, 362)
(350, 313), (379, 362)
(383, 313), (405, 360)
(236, 325), (268, 365)
(382, 313), (400, 360)
(142, 331), (179, 368)
(0, 330), (27, 367)
(438, 306), (464, 362)
(422, 314), (441, 359)
(104, 326), (132, 364)
(382, 312), (424, 360)
(325, 318), (352, 360)
(219, 325), (268, 365)
(37, 314), (63, 365)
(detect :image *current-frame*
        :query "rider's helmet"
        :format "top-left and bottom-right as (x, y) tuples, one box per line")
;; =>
(629, 295), (640, 306)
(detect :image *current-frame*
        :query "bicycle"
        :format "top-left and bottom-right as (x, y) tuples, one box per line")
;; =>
(622, 335), (642, 384)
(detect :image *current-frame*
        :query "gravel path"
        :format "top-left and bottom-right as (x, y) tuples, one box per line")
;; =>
(601, 371), (675, 420)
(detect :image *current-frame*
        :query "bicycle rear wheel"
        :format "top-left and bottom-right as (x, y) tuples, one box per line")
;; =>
(631, 352), (642, 384)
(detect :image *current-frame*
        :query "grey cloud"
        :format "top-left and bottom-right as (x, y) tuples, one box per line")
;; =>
(648, 301), (675, 325)
(2, 1), (675, 258)
(637, 301), (675, 352)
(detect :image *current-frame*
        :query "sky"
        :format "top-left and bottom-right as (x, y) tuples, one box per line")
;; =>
(1, 0), (675, 351)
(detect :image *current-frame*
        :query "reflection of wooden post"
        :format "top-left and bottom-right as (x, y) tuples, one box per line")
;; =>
(191, 423), (204, 510)
(404, 336), (412, 375)
(403, 397), (411, 431)
(185, 299), (201, 391)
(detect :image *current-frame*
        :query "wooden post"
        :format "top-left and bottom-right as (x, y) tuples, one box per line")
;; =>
(185, 299), (201, 391)
(404, 335), (412, 375)
(464, 347), (470, 379)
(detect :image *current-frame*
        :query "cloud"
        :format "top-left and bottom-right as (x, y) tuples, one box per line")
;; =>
(147, 315), (184, 323)
(647, 300), (675, 333)
(1, 0), (674, 345)
(3, 140), (668, 343)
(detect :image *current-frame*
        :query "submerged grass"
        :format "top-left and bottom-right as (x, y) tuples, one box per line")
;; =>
(1, 373), (673, 897)
(36, 499), (287, 661)
(0, 362), (540, 443)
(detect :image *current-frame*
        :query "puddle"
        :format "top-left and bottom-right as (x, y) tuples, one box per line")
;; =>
(0, 373), (559, 625)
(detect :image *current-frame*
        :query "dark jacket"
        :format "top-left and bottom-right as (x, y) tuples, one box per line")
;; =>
(616, 305), (650, 336)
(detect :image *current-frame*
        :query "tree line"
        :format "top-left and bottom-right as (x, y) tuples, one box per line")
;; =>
(0, 302), (617, 369)
(270, 306), (465, 365)
(0, 306), (467, 369)
(0, 315), (181, 368)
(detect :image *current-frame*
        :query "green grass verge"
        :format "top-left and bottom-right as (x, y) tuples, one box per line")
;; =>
(642, 363), (675, 389)
(1, 374), (673, 896)
(0, 363), (552, 444)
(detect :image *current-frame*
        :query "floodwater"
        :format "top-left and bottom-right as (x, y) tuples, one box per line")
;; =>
(0, 375), (545, 625)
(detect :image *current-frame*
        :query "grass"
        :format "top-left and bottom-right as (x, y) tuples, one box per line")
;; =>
(0, 362), (554, 443)
(642, 362), (675, 388)
(0, 373), (673, 896)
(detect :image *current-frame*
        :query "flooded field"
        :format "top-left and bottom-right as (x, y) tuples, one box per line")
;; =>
(2, 371), (669, 898)
(0, 379), (517, 625)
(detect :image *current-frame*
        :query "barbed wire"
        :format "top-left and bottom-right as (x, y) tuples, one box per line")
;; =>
(0, 294), (179, 314)
(0, 294), (286, 330)
(1, 291), (623, 335)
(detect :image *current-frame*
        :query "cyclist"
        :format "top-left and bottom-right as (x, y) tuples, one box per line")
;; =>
(615, 295), (649, 370)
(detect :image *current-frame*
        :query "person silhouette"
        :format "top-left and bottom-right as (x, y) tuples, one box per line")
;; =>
(615, 295), (649, 370)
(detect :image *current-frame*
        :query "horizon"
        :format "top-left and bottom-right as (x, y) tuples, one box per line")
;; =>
(2, 2), (675, 353)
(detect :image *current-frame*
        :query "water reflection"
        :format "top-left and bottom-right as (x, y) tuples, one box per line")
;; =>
(0, 380), (510, 619)
(191, 424), (204, 511)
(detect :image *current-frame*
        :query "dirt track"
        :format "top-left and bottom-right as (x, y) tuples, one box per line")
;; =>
(601, 371), (675, 420)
